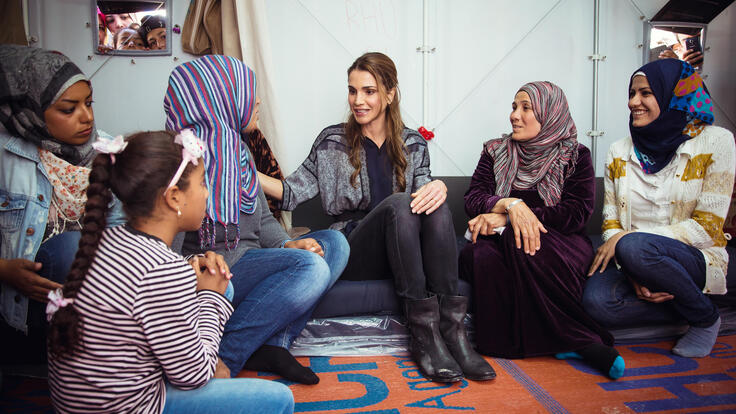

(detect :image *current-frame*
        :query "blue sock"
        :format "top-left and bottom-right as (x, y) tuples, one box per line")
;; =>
(609, 356), (625, 379)
(558, 344), (625, 380)
(555, 351), (583, 360)
(672, 316), (721, 358)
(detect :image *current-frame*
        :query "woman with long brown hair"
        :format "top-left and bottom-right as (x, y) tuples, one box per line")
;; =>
(259, 52), (494, 383)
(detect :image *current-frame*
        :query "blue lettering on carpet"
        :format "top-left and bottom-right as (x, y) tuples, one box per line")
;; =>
(392, 355), (473, 411)
(406, 389), (474, 410)
(295, 373), (389, 412)
(599, 374), (736, 412)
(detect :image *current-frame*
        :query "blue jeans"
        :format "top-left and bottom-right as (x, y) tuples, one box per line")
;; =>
(163, 378), (293, 414)
(0, 231), (81, 364)
(219, 229), (348, 375)
(35, 231), (81, 284)
(583, 232), (719, 328)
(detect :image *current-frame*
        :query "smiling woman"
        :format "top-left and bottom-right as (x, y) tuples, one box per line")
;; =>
(628, 75), (661, 127)
(257, 52), (496, 383)
(583, 59), (735, 360)
(459, 81), (625, 380)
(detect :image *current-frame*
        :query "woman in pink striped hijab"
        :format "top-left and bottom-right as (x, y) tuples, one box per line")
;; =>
(459, 81), (625, 379)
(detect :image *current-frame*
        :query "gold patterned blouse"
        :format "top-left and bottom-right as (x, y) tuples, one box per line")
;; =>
(602, 125), (735, 295)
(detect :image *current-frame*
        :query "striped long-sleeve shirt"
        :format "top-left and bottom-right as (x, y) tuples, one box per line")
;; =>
(49, 224), (233, 413)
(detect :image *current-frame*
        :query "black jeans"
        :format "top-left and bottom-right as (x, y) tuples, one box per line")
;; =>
(341, 193), (458, 300)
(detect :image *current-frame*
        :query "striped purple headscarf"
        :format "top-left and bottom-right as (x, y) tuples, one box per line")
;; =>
(164, 55), (259, 247)
(486, 81), (578, 207)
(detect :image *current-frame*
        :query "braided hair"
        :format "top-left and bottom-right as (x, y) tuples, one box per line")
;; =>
(48, 130), (196, 357)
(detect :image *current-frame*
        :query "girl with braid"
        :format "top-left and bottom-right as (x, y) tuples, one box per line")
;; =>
(459, 81), (624, 379)
(47, 131), (294, 414)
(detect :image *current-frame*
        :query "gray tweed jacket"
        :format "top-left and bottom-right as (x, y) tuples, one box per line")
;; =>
(280, 124), (433, 231)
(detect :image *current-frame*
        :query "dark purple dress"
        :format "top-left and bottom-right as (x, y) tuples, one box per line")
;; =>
(459, 145), (613, 358)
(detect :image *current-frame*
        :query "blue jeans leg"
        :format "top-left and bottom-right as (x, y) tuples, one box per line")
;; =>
(163, 378), (294, 414)
(582, 262), (682, 327)
(224, 281), (234, 302)
(263, 229), (349, 348)
(219, 247), (334, 375)
(35, 231), (81, 284)
(582, 232), (718, 328)
(301, 229), (350, 282)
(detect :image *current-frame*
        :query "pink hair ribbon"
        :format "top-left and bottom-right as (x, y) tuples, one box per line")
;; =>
(167, 129), (206, 190)
(91, 134), (128, 164)
(46, 288), (73, 322)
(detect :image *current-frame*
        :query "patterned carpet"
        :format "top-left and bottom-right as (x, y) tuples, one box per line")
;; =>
(3, 335), (736, 413)
(247, 335), (736, 413)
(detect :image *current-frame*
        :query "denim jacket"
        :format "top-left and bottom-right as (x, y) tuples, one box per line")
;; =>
(0, 130), (125, 332)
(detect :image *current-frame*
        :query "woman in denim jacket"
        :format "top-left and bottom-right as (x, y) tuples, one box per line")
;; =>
(0, 45), (123, 362)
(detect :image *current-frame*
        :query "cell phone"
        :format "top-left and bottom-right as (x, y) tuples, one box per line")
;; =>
(685, 36), (702, 53)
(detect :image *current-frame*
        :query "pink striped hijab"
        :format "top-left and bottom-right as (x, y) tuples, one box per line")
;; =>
(486, 81), (578, 207)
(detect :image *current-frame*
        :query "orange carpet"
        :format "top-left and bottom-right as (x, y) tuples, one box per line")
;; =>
(2, 336), (735, 413)
(239, 335), (736, 413)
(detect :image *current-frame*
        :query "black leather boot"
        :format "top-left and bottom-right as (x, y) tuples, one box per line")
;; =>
(405, 296), (464, 383)
(439, 294), (496, 381)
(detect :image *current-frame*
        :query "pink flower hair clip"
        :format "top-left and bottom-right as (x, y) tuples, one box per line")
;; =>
(92, 134), (128, 164)
(46, 288), (73, 322)
(167, 129), (206, 191)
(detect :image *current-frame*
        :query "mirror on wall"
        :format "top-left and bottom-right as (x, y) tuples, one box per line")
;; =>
(93, 0), (171, 56)
(642, 21), (706, 71)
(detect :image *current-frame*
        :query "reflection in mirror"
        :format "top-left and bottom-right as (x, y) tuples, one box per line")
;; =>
(93, 0), (172, 56)
(643, 21), (706, 71)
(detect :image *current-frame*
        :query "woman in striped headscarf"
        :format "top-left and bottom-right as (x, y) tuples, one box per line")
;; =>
(460, 81), (624, 379)
(164, 55), (349, 384)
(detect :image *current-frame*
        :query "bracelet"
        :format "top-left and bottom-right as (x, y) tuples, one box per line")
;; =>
(505, 198), (523, 212)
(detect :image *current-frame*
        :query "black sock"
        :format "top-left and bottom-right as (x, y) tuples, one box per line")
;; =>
(243, 345), (319, 385)
(578, 343), (625, 379)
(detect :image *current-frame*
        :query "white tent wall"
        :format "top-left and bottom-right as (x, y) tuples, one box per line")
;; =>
(27, 0), (195, 134)
(28, 0), (736, 176)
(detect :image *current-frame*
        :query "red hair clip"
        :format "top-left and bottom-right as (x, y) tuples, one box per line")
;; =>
(418, 126), (435, 140)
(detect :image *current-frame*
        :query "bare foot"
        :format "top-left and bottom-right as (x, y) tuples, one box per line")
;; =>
(214, 357), (231, 378)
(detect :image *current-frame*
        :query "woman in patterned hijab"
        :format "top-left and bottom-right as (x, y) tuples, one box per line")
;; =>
(460, 81), (624, 379)
(487, 81), (579, 207)
(0, 44), (96, 165)
(585, 59), (733, 360)
(0, 45), (121, 360)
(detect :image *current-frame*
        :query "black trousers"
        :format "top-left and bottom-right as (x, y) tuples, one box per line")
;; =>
(341, 193), (458, 300)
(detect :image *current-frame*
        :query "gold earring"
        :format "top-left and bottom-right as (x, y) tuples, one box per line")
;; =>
(177, 208), (182, 217)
